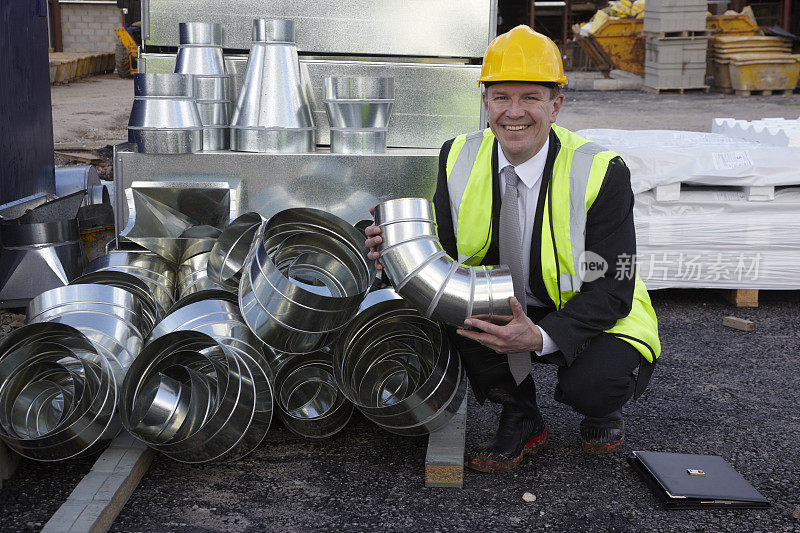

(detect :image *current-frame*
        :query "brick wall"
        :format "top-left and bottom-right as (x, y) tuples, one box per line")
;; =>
(61, 2), (122, 53)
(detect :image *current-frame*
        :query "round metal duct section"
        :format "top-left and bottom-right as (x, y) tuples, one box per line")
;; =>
(84, 252), (176, 319)
(374, 197), (515, 326)
(27, 284), (148, 385)
(207, 212), (264, 292)
(274, 351), (353, 439)
(334, 289), (466, 436)
(176, 250), (225, 300)
(120, 330), (273, 463)
(147, 292), (280, 375)
(70, 270), (160, 336)
(0, 323), (121, 461)
(239, 208), (374, 354)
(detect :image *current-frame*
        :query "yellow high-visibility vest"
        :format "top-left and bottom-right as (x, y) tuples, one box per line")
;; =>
(445, 125), (661, 362)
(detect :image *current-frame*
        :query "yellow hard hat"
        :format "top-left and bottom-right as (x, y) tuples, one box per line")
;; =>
(479, 25), (567, 87)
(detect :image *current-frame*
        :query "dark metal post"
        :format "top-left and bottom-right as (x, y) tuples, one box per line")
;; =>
(50, 0), (63, 52)
(0, 0), (56, 203)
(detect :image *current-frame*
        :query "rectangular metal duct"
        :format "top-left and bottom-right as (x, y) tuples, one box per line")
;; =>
(113, 144), (439, 235)
(143, 0), (497, 58)
(141, 53), (483, 150)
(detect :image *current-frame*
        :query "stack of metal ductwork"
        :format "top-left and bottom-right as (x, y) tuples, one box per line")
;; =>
(273, 350), (353, 438)
(0, 323), (122, 460)
(84, 252), (176, 319)
(206, 212), (263, 293)
(334, 289), (465, 435)
(128, 73), (203, 154)
(174, 22), (232, 151)
(374, 197), (515, 326)
(238, 207), (374, 354)
(230, 19), (316, 153)
(0, 279), (152, 460)
(324, 76), (395, 154)
(120, 328), (273, 463)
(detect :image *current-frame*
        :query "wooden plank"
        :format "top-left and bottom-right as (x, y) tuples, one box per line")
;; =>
(720, 288), (759, 308)
(722, 316), (755, 332)
(0, 441), (20, 491)
(41, 432), (153, 533)
(425, 397), (467, 488)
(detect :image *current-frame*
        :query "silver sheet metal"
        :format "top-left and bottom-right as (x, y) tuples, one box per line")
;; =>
(0, 220), (86, 308)
(119, 181), (234, 265)
(329, 128), (387, 155)
(27, 284), (148, 382)
(175, 22), (231, 151)
(374, 198), (515, 326)
(70, 271), (159, 336)
(0, 323), (122, 461)
(113, 145), (437, 237)
(141, 54), (483, 149)
(239, 208), (374, 354)
(274, 351), (353, 438)
(11, 191), (86, 225)
(84, 252), (176, 318)
(333, 289), (465, 436)
(0, 193), (53, 221)
(143, 0), (496, 58)
(176, 250), (225, 299)
(54, 166), (104, 207)
(128, 73), (203, 154)
(120, 330), (273, 463)
(207, 212), (264, 292)
(230, 19), (316, 153)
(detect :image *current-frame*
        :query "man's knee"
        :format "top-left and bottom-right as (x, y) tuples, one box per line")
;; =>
(555, 372), (633, 417)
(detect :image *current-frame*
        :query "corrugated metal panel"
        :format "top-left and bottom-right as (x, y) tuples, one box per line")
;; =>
(143, 0), (496, 58)
(0, 0), (55, 204)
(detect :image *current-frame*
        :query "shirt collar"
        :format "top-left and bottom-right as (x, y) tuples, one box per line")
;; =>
(498, 136), (550, 189)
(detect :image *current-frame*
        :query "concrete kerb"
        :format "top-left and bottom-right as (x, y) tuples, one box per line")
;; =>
(42, 431), (153, 533)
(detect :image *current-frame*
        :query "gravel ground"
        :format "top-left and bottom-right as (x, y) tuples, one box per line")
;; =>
(4, 289), (791, 532)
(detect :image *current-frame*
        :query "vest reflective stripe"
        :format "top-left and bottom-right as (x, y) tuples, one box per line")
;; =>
(564, 141), (609, 294)
(446, 129), (495, 265)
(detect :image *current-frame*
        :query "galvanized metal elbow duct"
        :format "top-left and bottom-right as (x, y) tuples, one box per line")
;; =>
(374, 198), (515, 325)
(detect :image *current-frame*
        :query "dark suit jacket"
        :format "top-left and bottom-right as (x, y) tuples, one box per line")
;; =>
(432, 128), (637, 366)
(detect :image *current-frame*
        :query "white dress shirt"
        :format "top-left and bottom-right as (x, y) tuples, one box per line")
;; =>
(497, 138), (559, 356)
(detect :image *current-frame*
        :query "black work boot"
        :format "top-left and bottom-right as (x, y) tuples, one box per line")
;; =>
(580, 409), (624, 455)
(465, 379), (547, 473)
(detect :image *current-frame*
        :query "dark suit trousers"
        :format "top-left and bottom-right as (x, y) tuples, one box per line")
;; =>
(448, 306), (646, 418)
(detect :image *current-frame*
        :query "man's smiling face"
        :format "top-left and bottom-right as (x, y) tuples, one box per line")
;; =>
(482, 81), (564, 166)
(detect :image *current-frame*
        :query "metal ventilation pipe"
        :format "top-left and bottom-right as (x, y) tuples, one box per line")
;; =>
(273, 351), (353, 439)
(238, 208), (374, 354)
(333, 289), (466, 436)
(373, 198), (515, 326)
(0, 323), (121, 461)
(207, 212), (264, 293)
(120, 330), (273, 463)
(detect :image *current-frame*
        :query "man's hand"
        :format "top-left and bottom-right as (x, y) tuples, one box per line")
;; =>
(364, 205), (384, 270)
(457, 297), (543, 354)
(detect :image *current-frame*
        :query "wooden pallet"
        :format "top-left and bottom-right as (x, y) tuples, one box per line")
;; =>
(719, 288), (759, 307)
(643, 29), (712, 40)
(643, 85), (711, 95)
